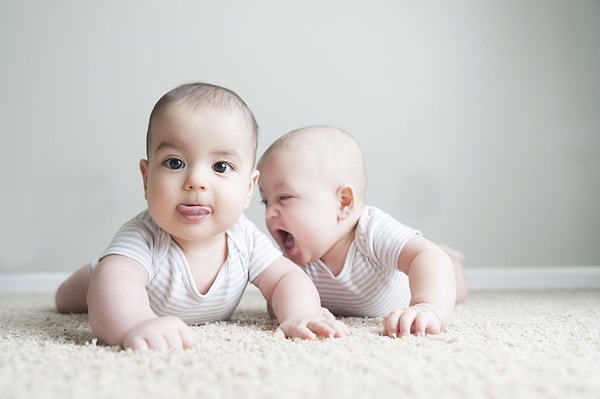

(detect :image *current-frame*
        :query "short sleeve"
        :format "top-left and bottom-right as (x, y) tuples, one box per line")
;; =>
(91, 210), (164, 280)
(356, 206), (420, 270)
(230, 215), (282, 282)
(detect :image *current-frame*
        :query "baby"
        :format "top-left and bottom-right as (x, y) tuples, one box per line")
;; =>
(257, 125), (467, 337)
(55, 85), (348, 351)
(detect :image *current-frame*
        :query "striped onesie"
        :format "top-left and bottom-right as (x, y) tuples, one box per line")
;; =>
(91, 210), (281, 324)
(302, 206), (420, 317)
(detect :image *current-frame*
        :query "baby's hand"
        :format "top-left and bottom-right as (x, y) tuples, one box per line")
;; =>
(274, 313), (350, 339)
(122, 316), (197, 351)
(321, 306), (335, 320)
(383, 304), (443, 337)
(267, 304), (336, 320)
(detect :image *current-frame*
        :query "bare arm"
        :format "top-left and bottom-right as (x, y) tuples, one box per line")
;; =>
(384, 235), (456, 337)
(253, 256), (349, 339)
(87, 254), (195, 350)
(55, 264), (92, 313)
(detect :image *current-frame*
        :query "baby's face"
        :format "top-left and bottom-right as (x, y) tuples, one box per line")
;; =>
(141, 104), (258, 246)
(258, 148), (341, 265)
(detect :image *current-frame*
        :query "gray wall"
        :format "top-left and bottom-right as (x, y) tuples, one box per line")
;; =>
(1, 0), (598, 273)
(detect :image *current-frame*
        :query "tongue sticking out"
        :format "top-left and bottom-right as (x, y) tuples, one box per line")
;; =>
(177, 205), (211, 218)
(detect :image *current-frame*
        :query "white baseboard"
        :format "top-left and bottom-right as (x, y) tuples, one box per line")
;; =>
(0, 272), (72, 294)
(0, 266), (599, 294)
(465, 266), (600, 290)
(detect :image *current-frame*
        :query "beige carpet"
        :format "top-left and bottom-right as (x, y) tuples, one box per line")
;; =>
(1, 289), (599, 399)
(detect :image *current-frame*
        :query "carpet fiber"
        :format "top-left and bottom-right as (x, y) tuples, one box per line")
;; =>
(1, 289), (599, 399)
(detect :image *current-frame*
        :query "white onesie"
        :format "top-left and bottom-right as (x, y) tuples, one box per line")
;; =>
(302, 206), (420, 317)
(91, 210), (281, 324)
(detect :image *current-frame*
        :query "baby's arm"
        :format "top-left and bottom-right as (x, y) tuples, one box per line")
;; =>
(55, 264), (92, 313)
(87, 254), (196, 351)
(384, 235), (456, 337)
(438, 244), (468, 303)
(253, 256), (349, 339)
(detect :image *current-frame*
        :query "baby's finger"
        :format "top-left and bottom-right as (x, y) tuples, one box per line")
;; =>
(424, 314), (442, 335)
(398, 308), (418, 337)
(163, 332), (184, 350)
(321, 307), (335, 320)
(305, 321), (333, 338)
(412, 312), (430, 337)
(273, 325), (317, 339)
(273, 326), (286, 339)
(327, 319), (350, 337)
(179, 326), (197, 348)
(384, 310), (402, 337)
(144, 334), (169, 352)
(125, 337), (150, 352)
(300, 326), (318, 340)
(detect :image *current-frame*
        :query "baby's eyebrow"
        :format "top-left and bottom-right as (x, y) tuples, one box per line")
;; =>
(154, 140), (183, 153)
(211, 149), (242, 160)
(153, 141), (243, 162)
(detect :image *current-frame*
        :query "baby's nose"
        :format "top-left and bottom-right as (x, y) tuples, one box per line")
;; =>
(185, 167), (208, 190)
(264, 203), (279, 219)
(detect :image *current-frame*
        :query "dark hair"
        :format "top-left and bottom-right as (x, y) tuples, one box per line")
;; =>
(146, 82), (258, 160)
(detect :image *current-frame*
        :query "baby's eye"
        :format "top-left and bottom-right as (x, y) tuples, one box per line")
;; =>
(260, 199), (269, 207)
(212, 161), (234, 174)
(163, 158), (185, 170)
(278, 195), (293, 201)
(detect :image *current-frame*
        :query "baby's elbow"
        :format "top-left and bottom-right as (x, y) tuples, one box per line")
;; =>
(88, 317), (124, 348)
(55, 289), (87, 314)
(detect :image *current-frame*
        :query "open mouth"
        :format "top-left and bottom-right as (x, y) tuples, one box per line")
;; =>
(277, 229), (296, 250)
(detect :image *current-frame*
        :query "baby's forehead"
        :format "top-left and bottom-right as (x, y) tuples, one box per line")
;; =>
(260, 140), (313, 168)
(148, 103), (257, 155)
(279, 133), (352, 159)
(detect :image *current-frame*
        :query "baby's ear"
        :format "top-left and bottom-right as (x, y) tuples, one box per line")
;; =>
(336, 185), (355, 220)
(139, 159), (149, 198)
(244, 169), (260, 208)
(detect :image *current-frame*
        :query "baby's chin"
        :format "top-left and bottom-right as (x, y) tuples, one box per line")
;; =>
(279, 242), (307, 265)
(280, 244), (301, 265)
(285, 247), (319, 267)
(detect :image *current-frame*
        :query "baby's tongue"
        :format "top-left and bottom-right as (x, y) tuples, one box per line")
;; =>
(284, 232), (295, 249)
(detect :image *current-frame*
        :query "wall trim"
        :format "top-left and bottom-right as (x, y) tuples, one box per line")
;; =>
(465, 265), (600, 290)
(1, 266), (599, 294)
(1, 272), (72, 294)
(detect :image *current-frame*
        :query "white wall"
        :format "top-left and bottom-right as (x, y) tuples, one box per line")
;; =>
(1, 0), (598, 273)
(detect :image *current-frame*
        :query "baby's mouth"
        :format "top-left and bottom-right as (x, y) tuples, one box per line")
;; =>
(278, 229), (296, 250)
(177, 204), (211, 221)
